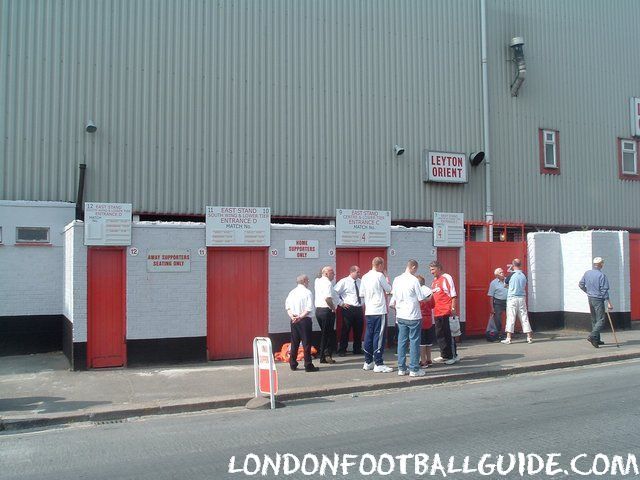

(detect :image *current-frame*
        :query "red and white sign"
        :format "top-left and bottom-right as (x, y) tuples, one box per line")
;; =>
(285, 239), (319, 258)
(425, 151), (468, 183)
(256, 338), (278, 395)
(433, 212), (465, 247)
(631, 97), (640, 137)
(84, 202), (132, 246)
(205, 206), (270, 247)
(336, 209), (391, 247)
(146, 249), (191, 272)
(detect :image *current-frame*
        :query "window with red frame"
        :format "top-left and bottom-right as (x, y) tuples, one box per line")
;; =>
(618, 138), (639, 180)
(539, 129), (560, 174)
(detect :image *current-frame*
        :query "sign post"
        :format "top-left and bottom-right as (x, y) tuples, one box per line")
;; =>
(252, 337), (278, 410)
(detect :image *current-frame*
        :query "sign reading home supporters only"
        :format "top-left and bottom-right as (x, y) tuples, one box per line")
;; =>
(336, 209), (391, 247)
(205, 206), (270, 246)
(433, 212), (465, 247)
(285, 240), (319, 258)
(84, 202), (132, 246)
(424, 151), (468, 183)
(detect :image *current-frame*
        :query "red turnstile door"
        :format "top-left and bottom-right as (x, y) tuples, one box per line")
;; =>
(87, 248), (127, 368)
(207, 248), (268, 360)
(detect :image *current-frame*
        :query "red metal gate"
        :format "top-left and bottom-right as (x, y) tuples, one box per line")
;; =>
(464, 242), (527, 335)
(207, 248), (268, 360)
(630, 234), (640, 321)
(87, 247), (127, 368)
(335, 248), (388, 341)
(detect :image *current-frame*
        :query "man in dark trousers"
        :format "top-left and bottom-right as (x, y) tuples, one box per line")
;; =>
(429, 261), (459, 364)
(335, 265), (364, 356)
(285, 275), (319, 372)
(579, 257), (613, 348)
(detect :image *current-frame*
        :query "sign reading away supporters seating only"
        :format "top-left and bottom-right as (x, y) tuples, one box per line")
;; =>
(146, 249), (191, 272)
(205, 206), (270, 246)
(336, 209), (391, 247)
(433, 212), (465, 247)
(424, 151), (468, 183)
(84, 202), (132, 246)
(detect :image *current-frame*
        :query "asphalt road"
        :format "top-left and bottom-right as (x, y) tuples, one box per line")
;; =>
(2, 360), (640, 480)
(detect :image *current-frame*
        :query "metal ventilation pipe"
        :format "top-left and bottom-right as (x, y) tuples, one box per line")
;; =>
(75, 163), (87, 220)
(509, 37), (526, 97)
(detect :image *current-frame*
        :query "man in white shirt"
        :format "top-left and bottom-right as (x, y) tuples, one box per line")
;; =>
(390, 260), (427, 377)
(314, 266), (340, 364)
(334, 265), (364, 356)
(359, 257), (393, 373)
(285, 274), (319, 372)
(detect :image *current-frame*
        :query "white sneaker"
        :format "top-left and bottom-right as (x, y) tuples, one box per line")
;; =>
(433, 356), (445, 363)
(409, 370), (427, 377)
(398, 369), (409, 376)
(373, 364), (393, 373)
(527, 337), (533, 344)
(501, 338), (511, 344)
(444, 357), (456, 365)
(362, 362), (374, 371)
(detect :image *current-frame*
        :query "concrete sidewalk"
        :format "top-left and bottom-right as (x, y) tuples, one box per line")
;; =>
(2, 327), (640, 431)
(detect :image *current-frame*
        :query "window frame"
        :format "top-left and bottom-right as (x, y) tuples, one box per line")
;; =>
(618, 138), (639, 180)
(539, 128), (560, 175)
(15, 226), (51, 244)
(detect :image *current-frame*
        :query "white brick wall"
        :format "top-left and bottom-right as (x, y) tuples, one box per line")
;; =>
(126, 223), (207, 339)
(527, 230), (630, 314)
(65, 222), (87, 342)
(269, 225), (336, 334)
(527, 232), (563, 312)
(0, 201), (74, 316)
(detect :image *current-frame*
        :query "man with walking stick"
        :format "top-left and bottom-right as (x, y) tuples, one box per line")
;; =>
(579, 257), (613, 348)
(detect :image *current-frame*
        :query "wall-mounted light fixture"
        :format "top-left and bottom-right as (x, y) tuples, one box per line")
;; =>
(509, 37), (526, 97)
(393, 144), (405, 156)
(469, 151), (486, 166)
(85, 121), (97, 133)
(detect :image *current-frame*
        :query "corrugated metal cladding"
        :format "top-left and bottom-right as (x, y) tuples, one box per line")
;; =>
(1, 1), (638, 228)
(488, 0), (640, 229)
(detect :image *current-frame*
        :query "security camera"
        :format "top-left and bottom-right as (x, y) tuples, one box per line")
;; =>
(393, 144), (405, 156)
(85, 122), (97, 133)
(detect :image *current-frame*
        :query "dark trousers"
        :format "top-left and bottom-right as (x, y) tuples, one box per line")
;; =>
(493, 299), (507, 332)
(315, 307), (336, 359)
(338, 306), (364, 354)
(290, 317), (313, 368)
(588, 297), (606, 342)
(434, 315), (457, 360)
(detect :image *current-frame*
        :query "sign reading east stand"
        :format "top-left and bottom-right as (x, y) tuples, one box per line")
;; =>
(424, 151), (468, 183)
(84, 202), (132, 246)
(433, 212), (465, 247)
(336, 209), (391, 247)
(205, 206), (270, 246)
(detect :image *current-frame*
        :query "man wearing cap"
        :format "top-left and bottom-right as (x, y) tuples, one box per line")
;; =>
(579, 257), (613, 348)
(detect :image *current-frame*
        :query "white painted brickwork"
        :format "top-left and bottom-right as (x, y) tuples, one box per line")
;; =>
(0, 201), (74, 316)
(528, 231), (630, 314)
(527, 233), (563, 312)
(127, 223), (207, 339)
(269, 226), (335, 334)
(64, 222), (87, 342)
(388, 227), (437, 325)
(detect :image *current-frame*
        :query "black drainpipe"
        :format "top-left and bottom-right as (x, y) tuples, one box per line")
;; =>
(75, 163), (87, 220)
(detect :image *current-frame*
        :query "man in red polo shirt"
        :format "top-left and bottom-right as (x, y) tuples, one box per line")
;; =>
(429, 260), (459, 365)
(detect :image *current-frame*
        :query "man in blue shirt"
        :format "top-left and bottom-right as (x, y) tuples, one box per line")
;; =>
(501, 259), (533, 344)
(579, 257), (613, 348)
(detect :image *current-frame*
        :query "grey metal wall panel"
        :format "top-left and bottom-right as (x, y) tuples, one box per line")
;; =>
(488, 0), (640, 228)
(2, 0), (638, 228)
(1, 0), (485, 221)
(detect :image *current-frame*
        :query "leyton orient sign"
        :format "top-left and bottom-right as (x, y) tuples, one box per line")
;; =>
(424, 151), (468, 184)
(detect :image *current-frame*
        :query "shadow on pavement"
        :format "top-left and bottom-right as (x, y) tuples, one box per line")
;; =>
(0, 396), (111, 414)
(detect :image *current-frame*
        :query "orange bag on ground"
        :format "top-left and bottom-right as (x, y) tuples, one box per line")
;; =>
(274, 342), (318, 362)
